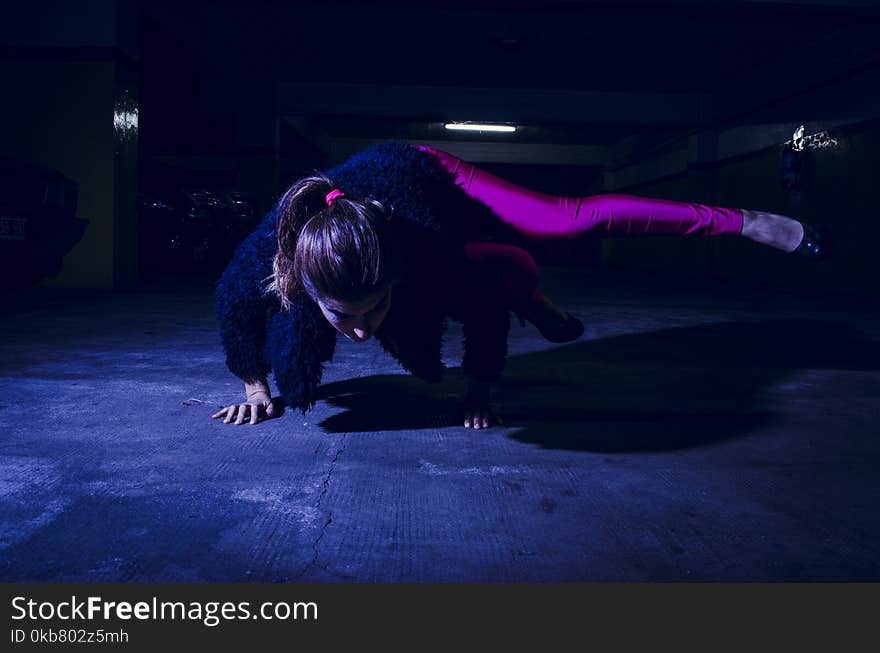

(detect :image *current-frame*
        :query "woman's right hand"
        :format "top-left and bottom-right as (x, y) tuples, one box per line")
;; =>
(212, 389), (276, 426)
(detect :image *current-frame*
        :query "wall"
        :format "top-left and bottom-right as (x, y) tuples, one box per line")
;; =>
(600, 120), (878, 299)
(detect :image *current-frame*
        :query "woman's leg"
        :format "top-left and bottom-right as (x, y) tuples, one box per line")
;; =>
(464, 242), (583, 343)
(463, 242), (541, 310)
(418, 145), (744, 240)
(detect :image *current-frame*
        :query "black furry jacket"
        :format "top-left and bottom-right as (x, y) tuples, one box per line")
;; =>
(215, 141), (513, 414)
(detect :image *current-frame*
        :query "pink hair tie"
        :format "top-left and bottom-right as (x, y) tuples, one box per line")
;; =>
(325, 189), (345, 206)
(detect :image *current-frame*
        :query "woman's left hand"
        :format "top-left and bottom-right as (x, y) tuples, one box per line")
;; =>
(463, 379), (501, 429)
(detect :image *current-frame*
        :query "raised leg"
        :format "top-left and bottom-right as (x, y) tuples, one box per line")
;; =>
(417, 145), (744, 240)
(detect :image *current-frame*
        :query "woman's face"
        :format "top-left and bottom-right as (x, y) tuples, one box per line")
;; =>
(316, 285), (392, 343)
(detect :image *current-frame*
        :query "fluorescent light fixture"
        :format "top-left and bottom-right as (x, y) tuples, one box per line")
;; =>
(444, 122), (516, 133)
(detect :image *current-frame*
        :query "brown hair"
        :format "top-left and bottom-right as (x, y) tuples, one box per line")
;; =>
(269, 172), (397, 310)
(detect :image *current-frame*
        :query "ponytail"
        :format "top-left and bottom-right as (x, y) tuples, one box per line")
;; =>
(268, 173), (396, 310)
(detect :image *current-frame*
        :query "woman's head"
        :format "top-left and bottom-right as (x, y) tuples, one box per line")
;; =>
(270, 172), (398, 342)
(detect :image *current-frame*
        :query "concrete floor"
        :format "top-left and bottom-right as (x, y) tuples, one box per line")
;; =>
(1, 266), (878, 582)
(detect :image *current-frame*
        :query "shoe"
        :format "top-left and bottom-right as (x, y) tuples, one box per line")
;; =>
(792, 223), (831, 259)
(516, 302), (585, 344)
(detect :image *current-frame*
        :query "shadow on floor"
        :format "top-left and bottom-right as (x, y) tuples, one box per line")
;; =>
(315, 318), (880, 452)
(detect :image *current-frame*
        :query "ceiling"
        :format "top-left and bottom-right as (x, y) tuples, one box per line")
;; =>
(141, 0), (880, 163)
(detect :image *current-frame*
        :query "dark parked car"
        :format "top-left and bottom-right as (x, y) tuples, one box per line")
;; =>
(138, 188), (260, 280)
(0, 159), (88, 290)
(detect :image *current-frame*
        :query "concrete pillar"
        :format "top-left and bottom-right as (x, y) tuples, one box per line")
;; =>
(0, 0), (139, 288)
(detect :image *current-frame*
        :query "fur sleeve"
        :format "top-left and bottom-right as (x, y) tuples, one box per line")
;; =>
(214, 210), (278, 382)
(265, 291), (338, 414)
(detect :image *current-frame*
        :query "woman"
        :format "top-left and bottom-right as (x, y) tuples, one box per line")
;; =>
(212, 141), (827, 429)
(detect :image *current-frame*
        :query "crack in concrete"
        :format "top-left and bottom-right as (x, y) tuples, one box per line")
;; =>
(316, 442), (344, 509)
(295, 437), (345, 580)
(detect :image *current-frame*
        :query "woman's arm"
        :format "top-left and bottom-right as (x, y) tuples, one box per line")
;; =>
(213, 210), (279, 424)
(214, 220), (276, 383)
(460, 303), (509, 429)
(463, 377), (499, 430)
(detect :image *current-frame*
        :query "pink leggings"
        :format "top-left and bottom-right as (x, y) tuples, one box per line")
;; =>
(417, 144), (744, 239)
(417, 144), (745, 312)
